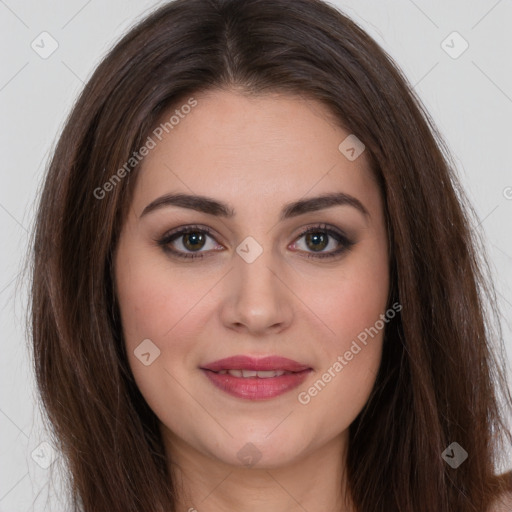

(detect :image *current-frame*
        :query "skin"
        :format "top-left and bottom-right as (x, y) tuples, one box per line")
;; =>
(114, 89), (390, 512)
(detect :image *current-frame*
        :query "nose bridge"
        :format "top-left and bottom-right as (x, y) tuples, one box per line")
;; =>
(220, 235), (293, 332)
(234, 236), (280, 302)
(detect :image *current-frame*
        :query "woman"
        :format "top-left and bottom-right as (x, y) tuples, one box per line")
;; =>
(29, 0), (512, 510)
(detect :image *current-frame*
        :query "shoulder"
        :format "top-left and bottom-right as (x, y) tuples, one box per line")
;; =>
(489, 491), (512, 512)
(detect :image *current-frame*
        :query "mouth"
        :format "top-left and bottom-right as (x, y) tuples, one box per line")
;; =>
(211, 369), (295, 377)
(200, 355), (312, 400)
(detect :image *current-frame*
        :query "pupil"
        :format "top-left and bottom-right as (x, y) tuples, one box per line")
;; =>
(306, 232), (327, 251)
(184, 232), (205, 251)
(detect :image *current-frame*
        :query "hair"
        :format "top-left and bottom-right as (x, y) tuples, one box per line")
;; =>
(28, 0), (512, 511)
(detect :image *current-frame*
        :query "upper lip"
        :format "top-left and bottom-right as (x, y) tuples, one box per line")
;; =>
(201, 355), (311, 373)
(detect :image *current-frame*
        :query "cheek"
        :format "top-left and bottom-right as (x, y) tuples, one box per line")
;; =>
(295, 236), (389, 351)
(114, 247), (207, 429)
(114, 243), (188, 384)
(114, 241), (226, 416)
(298, 338), (383, 438)
(295, 280), (387, 435)
(115, 242), (211, 348)
(293, 238), (389, 419)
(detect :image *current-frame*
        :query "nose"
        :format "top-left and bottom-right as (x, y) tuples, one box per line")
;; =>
(218, 245), (294, 336)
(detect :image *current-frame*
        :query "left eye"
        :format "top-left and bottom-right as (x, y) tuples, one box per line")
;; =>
(292, 229), (341, 254)
(289, 224), (354, 259)
(156, 224), (354, 260)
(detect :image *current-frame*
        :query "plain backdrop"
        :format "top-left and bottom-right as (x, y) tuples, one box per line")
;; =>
(1, 0), (511, 510)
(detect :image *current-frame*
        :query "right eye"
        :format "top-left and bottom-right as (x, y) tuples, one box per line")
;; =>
(156, 225), (224, 259)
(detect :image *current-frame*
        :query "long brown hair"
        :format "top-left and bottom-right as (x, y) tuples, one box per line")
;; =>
(28, 0), (512, 510)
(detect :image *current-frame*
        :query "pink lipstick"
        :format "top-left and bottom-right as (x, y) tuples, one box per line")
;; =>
(200, 355), (312, 400)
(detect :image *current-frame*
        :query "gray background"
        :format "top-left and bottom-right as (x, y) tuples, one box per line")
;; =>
(1, 0), (511, 510)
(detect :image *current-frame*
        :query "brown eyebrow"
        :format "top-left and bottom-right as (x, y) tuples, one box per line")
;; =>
(140, 192), (370, 221)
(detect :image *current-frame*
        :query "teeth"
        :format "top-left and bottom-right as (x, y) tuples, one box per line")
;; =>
(217, 369), (288, 378)
(254, 370), (285, 378)
(240, 370), (257, 377)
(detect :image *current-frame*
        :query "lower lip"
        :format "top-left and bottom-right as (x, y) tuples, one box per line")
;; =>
(201, 369), (312, 400)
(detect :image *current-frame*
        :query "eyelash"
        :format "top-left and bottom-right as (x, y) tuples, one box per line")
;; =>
(155, 223), (355, 260)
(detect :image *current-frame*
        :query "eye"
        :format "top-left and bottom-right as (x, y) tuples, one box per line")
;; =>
(290, 223), (355, 259)
(156, 225), (223, 259)
(155, 223), (355, 260)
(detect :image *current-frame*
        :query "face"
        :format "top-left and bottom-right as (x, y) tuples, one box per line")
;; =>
(114, 89), (390, 470)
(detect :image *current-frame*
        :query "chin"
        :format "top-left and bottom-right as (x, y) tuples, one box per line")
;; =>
(205, 429), (313, 470)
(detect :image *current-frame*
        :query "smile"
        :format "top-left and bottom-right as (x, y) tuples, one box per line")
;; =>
(214, 369), (290, 377)
(200, 355), (312, 400)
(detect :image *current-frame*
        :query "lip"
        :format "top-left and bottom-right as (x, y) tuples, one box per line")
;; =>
(200, 355), (312, 400)
(201, 355), (311, 373)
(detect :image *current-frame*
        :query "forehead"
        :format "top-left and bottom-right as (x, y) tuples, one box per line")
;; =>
(131, 89), (380, 220)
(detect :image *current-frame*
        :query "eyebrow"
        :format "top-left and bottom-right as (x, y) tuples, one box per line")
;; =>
(140, 191), (370, 221)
